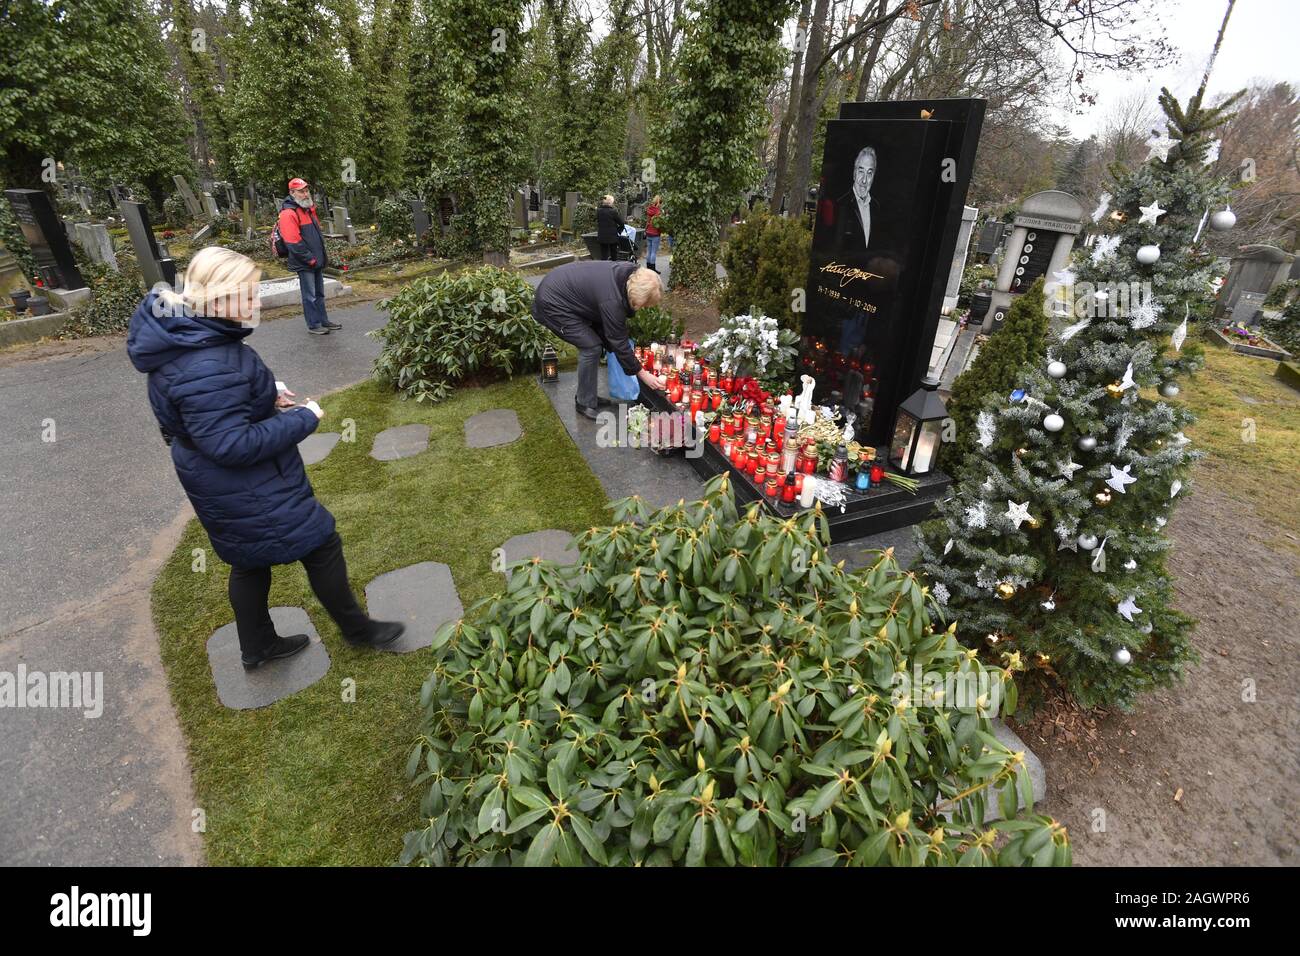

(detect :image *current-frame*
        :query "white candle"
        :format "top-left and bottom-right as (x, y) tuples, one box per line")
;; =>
(799, 475), (817, 508)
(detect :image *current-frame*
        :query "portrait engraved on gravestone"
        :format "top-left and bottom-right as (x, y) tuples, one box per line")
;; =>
(842, 145), (878, 251)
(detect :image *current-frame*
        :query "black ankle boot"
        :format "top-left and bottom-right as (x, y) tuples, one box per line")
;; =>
(344, 620), (406, 649)
(241, 633), (311, 670)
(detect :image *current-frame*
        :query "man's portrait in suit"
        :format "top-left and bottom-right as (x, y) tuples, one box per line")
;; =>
(820, 145), (879, 252)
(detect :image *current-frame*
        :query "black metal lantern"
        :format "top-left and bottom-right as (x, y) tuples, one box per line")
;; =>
(540, 345), (559, 383)
(888, 376), (947, 476)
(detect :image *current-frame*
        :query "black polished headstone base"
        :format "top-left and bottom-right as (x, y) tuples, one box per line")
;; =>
(641, 387), (950, 543)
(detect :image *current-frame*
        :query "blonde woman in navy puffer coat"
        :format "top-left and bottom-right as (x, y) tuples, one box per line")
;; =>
(127, 247), (403, 669)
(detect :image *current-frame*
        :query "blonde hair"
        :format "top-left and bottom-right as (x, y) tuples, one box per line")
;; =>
(601, 194), (615, 205)
(650, 195), (661, 206)
(626, 267), (662, 310)
(160, 246), (262, 320)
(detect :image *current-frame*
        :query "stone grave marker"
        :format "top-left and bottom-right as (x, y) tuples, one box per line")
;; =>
(514, 190), (528, 228)
(202, 191), (219, 218)
(241, 198), (255, 239)
(333, 205), (356, 244)
(173, 175), (203, 218)
(1215, 244), (1294, 321)
(989, 190), (1083, 329)
(72, 222), (118, 271)
(975, 219), (1005, 260)
(408, 199), (430, 242)
(544, 202), (561, 229)
(942, 205), (978, 313)
(564, 191), (580, 235)
(4, 188), (86, 293)
(118, 199), (177, 289)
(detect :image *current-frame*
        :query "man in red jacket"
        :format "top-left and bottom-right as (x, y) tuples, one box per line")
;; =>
(278, 177), (340, 335)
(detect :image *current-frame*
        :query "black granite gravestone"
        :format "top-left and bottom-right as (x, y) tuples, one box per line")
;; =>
(800, 97), (985, 447)
(976, 220), (1006, 257)
(408, 199), (430, 241)
(3, 188), (86, 291)
(117, 199), (176, 289)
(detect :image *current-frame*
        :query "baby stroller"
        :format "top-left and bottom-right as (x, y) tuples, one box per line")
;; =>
(582, 226), (643, 263)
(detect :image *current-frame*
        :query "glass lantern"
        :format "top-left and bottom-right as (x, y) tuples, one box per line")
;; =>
(888, 376), (947, 476)
(540, 344), (559, 383)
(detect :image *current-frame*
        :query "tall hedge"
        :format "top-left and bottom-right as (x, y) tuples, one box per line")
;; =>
(944, 279), (1049, 472)
(718, 207), (810, 331)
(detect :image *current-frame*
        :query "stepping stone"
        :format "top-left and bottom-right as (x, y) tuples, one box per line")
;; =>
(464, 408), (522, 448)
(298, 432), (340, 465)
(370, 423), (430, 461)
(364, 562), (464, 653)
(499, 529), (578, 580)
(206, 606), (331, 710)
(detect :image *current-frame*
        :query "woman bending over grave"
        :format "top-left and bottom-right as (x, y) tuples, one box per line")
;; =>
(126, 247), (404, 669)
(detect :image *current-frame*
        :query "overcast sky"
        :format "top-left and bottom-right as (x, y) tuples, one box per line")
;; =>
(1053, 0), (1300, 138)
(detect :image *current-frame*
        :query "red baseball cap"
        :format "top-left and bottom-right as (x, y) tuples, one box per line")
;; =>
(288, 177), (309, 190)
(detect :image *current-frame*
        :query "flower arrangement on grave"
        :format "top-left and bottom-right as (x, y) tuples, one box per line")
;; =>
(1220, 322), (1283, 350)
(698, 311), (799, 394)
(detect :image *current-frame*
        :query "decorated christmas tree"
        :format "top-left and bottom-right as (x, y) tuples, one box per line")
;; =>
(917, 87), (1241, 711)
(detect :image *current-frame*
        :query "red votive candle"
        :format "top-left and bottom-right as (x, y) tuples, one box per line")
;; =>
(781, 473), (797, 503)
(870, 464), (885, 484)
(708, 423), (721, 444)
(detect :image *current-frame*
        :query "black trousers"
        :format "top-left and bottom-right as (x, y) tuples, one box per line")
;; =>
(599, 242), (619, 261)
(533, 303), (606, 409)
(227, 532), (373, 654)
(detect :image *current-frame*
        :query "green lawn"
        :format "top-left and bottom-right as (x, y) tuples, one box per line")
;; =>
(1180, 333), (1300, 554)
(151, 374), (609, 865)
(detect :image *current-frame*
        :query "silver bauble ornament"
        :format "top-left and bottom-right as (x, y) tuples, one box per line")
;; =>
(1077, 435), (1098, 452)
(1113, 646), (1132, 665)
(1078, 532), (1099, 551)
(1209, 206), (1236, 232)
(1043, 413), (1065, 432)
(1159, 382), (1180, 398)
(1139, 622), (1154, 635)
(1136, 244), (1161, 264)
(1047, 360), (1067, 379)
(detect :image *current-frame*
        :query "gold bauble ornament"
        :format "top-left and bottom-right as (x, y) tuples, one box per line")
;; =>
(1026, 516), (1041, 530)
(1094, 490), (1113, 507)
(996, 582), (1017, 600)
(1106, 382), (1125, 399)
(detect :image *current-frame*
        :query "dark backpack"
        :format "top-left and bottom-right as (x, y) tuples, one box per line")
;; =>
(270, 222), (288, 258)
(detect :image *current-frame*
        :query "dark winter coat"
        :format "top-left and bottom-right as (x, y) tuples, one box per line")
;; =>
(595, 204), (625, 243)
(531, 260), (642, 375)
(126, 292), (334, 569)
(277, 197), (329, 273)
